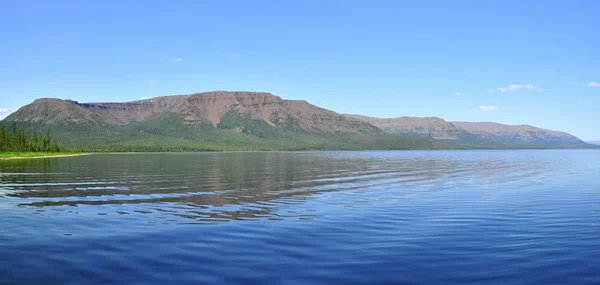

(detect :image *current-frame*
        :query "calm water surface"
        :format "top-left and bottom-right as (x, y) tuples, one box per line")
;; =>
(1, 150), (599, 284)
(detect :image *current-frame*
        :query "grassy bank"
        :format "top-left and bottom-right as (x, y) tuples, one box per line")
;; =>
(0, 152), (85, 160)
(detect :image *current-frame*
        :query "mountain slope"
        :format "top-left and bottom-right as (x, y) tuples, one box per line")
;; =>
(346, 115), (468, 140)
(347, 115), (591, 148)
(7, 91), (382, 135)
(586, 141), (600, 145)
(451, 122), (585, 147)
(8, 98), (104, 124)
(2, 91), (442, 151)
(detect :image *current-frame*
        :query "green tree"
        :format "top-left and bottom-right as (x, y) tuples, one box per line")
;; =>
(0, 123), (60, 153)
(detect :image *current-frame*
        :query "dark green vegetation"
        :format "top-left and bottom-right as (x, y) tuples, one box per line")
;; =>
(3, 117), (443, 152)
(0, 122), (60, 152)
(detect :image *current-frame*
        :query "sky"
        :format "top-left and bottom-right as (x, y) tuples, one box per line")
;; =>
(1, 0), (599, 140)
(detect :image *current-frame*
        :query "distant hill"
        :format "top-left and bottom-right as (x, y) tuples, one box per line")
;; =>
(346, 115), (592, 148)
(587, 141), (600, 145)
(346, 115), (468, 140)
(1, 91), (442, 151)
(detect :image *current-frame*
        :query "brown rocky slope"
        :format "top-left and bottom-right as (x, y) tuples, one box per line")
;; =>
(7, 91), (381, 136)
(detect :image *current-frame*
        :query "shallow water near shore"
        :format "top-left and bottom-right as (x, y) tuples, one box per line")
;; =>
(1, 150), (599, 284)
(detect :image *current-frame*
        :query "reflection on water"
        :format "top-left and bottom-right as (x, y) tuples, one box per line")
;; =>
(1, 151), (599, 284)
(0, 152), (554, 222)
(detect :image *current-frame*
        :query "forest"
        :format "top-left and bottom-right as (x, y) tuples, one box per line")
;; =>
(1, 116), (444, 153)
(0, 122), (60, 152)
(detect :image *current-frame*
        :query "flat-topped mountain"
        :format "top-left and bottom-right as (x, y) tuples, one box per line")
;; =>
(346, 115), (467, 140)
(346, 115), (589, 148)
(2, 91), (593, 150)
(9, 91), (381, 135)
(451, 121), (581, 145)
(3, 91), (439, 151)
(9, 91), (381, 136)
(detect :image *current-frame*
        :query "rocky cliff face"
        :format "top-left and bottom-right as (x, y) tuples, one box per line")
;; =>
(7, 98), (103, 124)
(6, 91), (382, 136)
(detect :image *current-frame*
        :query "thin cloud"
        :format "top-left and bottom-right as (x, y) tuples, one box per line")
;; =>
(0, 108), (8, 120)
(508, 84), (538, 91)
(477, 106), (498, 112)
(453, 92), (465, 96)
(492, 84), (542, 92)
(171, 58), (183, 63)
(568, 81), (599, 87)
(148, 79), (155, 84)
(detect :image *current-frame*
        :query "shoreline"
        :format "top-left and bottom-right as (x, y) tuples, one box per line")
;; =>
(64, 148), (600, 157)
(0, 153), (90, 161)
(2, 147), (598, 160)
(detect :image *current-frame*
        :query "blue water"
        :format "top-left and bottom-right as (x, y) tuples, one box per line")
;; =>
(1, 150), (599, 284)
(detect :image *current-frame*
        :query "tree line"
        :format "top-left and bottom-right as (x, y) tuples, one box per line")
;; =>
(0, 122), (60, 152)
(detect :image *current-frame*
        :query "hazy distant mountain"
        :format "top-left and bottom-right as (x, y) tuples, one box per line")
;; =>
(587, 141), (600, 145)
(451, 121), (585, 147)
(345, 115), (468, 140)
(2, 91), (440, 151)
(347, 115), (591, 148)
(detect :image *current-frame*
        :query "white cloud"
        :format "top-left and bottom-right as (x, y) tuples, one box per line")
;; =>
(171, 58), (183, 63)
(453, 92), (465, 96)
(568, 81), (599, 87)
(508, 84), (538, 91)
(493, 84), (542, 93)
(588, 81), (600, 87)
(477, 106), (498, 112)
(0, 108), (8, 120)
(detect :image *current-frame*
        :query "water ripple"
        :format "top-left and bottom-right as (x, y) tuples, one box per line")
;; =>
(1, 150), (599, 284)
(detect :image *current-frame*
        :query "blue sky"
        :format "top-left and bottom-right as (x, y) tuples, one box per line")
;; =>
(1, 0), (599, 140)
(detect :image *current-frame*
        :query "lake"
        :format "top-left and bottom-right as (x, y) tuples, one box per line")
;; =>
(1, 150), (599, 284)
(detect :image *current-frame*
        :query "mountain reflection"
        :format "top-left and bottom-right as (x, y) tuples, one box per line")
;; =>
(0, 152), (551, 223)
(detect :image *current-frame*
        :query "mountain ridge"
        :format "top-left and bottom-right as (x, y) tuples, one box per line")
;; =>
(10, 92), (381, 136)
(345, 114), (589, 148)
(2, 91), (594, 150)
